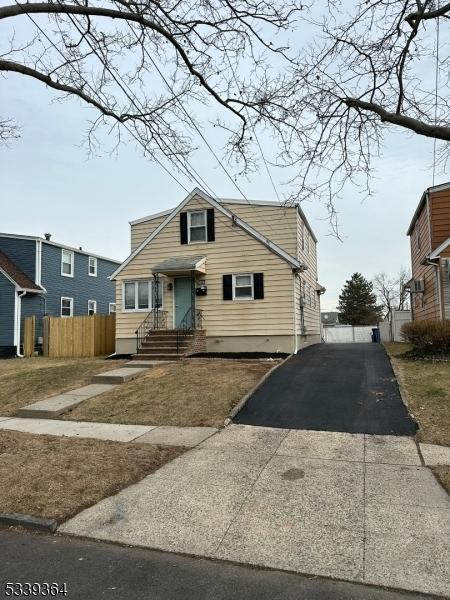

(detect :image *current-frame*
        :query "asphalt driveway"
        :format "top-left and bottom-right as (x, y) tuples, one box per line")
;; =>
(234, 343), (417, 435)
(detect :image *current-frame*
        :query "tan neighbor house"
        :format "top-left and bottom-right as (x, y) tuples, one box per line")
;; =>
(406, 182), (450, 321)
(111, 188), (324, 357)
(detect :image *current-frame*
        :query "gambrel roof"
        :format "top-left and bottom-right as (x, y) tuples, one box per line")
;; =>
(111, 188), (305, 279)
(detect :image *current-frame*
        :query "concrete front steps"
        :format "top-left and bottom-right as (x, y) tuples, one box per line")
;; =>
(134, 330), (193, 362)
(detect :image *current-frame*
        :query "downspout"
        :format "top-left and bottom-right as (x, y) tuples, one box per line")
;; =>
(292, 271), (298, 354)
(15, 290), (26, 357)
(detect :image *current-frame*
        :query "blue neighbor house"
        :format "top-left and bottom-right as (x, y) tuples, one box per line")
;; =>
(0, 233), (121, 357)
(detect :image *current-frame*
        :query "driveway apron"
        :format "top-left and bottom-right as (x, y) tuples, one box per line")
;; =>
(234, 343), (417, 435)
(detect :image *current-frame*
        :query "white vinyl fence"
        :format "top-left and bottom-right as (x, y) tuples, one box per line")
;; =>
(323, 325), (375, 343)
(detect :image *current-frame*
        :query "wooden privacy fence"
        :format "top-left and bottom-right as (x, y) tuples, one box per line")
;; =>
(43, 314), (116, 358)
(23, 316), (35, 357)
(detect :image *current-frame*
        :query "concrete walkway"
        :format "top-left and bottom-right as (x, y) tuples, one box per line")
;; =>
(59, 425), (450, 597)
(17, 364), (153, 419)
(0, 417), (217, 446)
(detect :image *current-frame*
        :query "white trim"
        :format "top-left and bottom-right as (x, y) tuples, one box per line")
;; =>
(232, 273), (254, 300)
(88, 256), (98, 277)
(121, 279), (163, 312)
(61, 296), (74, 317)
(61, 249), (74, 278)
(430, 236), (450, 259)
(87, 299), (97, 315)
(111, 188), (304, 279)
(187, 209), (207, 244)
(109, 302), (116, 315)
(0, 232), (121, 264)
(129, 208), (173, 225)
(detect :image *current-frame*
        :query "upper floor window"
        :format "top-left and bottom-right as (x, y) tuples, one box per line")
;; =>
(61, 249), (74, 277)
(180, 208), (215, 244)
(88, 300), (97, 316)
(301, 222), (305, 251)
(61, 297), (73, 317)
(233, 274), (254, 300)
(123, 280), (163, 312)
(188, 210), (207, 243)
(89, 256), (97, 277)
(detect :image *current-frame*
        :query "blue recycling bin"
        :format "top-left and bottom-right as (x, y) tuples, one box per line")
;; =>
(372, 327), (380, 343)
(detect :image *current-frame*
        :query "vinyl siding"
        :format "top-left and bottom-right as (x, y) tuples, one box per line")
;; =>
(430, 189), (450, 248)
(131, 215), (168, 252)
(41, 243), (118, 317)
(0, 237), (36, 281)
(116, 195), (295, 339)
(294, 212), (321, 335)
(0, 272), (16, 349)
(409, 203), (441, 321)
(220, 203), (298, 257)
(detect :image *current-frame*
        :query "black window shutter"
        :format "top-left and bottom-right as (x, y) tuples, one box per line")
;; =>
(223, 274), (232, 300)
(254, 273), (264, 299)
(207, 208), (215, 242)
(180, 211), (188, 245)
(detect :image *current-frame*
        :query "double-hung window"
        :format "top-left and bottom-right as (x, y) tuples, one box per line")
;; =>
(123, 280), (163, 311)
(88, 300), (97, 316)
(188, 210), (207, 243)
(232, 274), (254, 300)
(61, 297), (73, 317)
(61, 249), (74, 277)
(88, 256), (97, 277)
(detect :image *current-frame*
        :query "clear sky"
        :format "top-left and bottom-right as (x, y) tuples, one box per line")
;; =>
(1, 12), (446, 311)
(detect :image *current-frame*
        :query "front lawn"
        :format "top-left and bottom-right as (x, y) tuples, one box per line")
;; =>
(0, 430), (184, 523)
(0, 357), (127, 416)
(384, 342), (449, 446)
(64, 359), (277, 428)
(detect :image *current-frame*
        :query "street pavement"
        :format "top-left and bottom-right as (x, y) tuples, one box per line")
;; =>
(0, 529), (432, 600)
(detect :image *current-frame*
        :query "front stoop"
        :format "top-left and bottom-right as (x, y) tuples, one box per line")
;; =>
(134, 329), (206, 361)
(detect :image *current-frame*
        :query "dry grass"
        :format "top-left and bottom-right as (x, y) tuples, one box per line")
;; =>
(0, 357), (127, 416)
(0, 430), (184, 522)
(65, 359), (276, 427)
(384, 342), (450, 446)
(432, 466), (450, 495)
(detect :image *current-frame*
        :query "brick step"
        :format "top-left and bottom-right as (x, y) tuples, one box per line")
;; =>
(133, 353), (181, 361)
(138, 346), (186, 355)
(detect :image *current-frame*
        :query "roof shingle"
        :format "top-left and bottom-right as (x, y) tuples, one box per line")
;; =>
(0, 251), (43, 292)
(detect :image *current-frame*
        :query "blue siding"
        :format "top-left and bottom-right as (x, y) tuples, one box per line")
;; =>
(40, 243), (117, 318)
(0, 237), (36, 281)
(0, 272), (16, 354)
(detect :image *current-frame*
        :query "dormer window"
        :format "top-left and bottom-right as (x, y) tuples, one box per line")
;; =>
(188, 210), (207, 243)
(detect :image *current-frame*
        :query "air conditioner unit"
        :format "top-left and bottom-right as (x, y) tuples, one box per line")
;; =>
(411, 279), (425, 293)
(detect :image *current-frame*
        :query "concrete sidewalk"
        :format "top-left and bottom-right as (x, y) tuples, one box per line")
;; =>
(59, 425), (450, 597)
(0, 417), (217, 446)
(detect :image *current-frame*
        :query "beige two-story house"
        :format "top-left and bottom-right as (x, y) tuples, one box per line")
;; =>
(111, 188), (324, 357)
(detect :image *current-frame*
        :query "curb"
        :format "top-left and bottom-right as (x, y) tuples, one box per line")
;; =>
(224, 355), (292, 426)
(0, 513), (57, 533)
